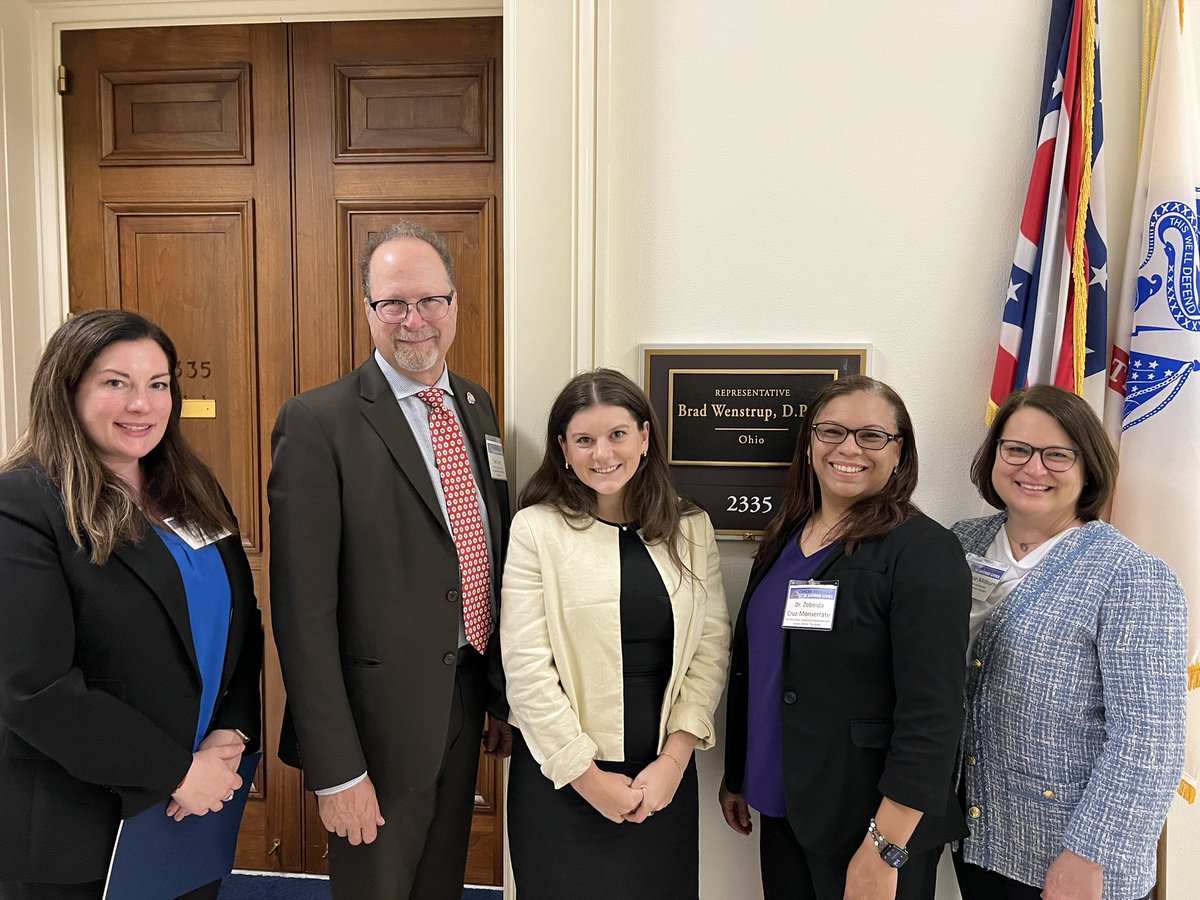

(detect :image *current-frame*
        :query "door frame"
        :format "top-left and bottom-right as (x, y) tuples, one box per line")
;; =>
(17, 0), (607, 489)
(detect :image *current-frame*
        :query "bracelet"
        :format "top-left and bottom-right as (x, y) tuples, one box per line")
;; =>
(659, 751), (685, 774)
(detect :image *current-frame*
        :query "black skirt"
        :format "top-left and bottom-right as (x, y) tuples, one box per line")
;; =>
(507, 717), (699, 900)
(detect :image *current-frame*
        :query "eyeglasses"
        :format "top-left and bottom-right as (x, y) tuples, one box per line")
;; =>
(812, 422), (900, 451)
(996, 439), (1081, 472)
(367, 293), (454, 324)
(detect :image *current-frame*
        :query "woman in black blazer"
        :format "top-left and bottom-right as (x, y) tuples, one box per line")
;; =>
(0, 310), (262, 899)
(718, 376), (970, 900)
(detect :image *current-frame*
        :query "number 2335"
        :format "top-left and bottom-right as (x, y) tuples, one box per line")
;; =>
(726, 495), (773, 513)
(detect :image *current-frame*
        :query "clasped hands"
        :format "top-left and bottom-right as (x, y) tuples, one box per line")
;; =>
(571, 754), (685, 824)
(166, 729), (246, 821)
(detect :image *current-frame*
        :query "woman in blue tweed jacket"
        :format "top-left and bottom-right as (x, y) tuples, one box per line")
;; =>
(952, 385), (1187, 900)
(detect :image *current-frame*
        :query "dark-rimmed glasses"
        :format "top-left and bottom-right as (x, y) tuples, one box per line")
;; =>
(367, 293), (454, 324)
(812, 422), (900, 451)
(996, 439), (1081, 472)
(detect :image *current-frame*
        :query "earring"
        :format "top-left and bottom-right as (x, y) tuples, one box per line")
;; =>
(564, 461), (570, 470)
(642, 450), (648, 458)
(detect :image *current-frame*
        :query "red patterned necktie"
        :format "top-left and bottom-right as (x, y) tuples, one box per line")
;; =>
(417, 388), (492, 652)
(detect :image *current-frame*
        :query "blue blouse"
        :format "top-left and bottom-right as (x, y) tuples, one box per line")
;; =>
(153, 526), (233, 750)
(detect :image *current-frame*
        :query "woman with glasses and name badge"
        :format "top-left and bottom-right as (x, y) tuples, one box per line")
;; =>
(719, 375), (971, 900)
(951, 385), (1187, 900)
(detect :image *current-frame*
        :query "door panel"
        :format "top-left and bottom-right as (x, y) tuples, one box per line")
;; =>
(291, 18), (503, 403)
(106, 205), (260, 544)
(336, 61), (494, 161)
(98, 65), (251, 164)
(61, 17), (504, 884)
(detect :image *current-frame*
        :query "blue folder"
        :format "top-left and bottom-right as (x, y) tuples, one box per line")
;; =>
(103, 751), (261, 900)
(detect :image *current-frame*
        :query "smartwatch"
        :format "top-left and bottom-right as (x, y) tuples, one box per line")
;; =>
(867, 817), (910, 869)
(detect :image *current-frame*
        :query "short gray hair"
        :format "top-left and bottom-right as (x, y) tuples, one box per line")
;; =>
(358, 221), (455, 296)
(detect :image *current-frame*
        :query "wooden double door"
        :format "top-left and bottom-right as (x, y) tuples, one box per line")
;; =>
(61, 18), (505, 883)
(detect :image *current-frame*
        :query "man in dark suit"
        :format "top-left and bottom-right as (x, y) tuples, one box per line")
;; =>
(269, 221), (511, 899)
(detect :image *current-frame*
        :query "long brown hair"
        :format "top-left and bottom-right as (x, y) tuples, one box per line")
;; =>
(519, 368), (700, 577)
(757, 375), (919, 561)
(970, 383), (1117, 520)
(1, 310), (234, 563)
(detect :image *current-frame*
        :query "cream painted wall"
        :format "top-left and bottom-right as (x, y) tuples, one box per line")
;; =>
(0, 0), (1197, 897)
(0, 0), (44, 447)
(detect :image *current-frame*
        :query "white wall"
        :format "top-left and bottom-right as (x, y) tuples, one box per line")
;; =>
(0, 0), (43, 447)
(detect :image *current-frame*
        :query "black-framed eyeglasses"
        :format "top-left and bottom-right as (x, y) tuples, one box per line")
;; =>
(996, 439), (1081, 472)
(367, 292), (454, 324)
(812, 422), (900, 451)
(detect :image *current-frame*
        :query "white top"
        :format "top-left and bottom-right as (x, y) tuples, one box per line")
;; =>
(966, 524), (1078, 659)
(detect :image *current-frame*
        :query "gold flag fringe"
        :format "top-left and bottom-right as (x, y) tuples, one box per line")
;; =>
(1071, 0), (1098, 396)
(1184, 662), (1200, 802)
(1179, 779), (1196, 804)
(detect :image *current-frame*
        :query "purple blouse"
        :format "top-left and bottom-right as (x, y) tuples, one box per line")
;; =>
(742, 534), (835, 818)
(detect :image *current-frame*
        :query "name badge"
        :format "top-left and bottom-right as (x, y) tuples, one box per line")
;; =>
(161, 517), (233, 551)
(965, 553), (1008, 603)
(484, 435), (508, 481)
(782, 580), (839, 631)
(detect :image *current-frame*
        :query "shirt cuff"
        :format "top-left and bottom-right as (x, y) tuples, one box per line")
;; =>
(314, 771), (368, 795)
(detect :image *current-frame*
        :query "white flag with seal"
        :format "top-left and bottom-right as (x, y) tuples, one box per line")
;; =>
(1106, 0), (1200, 803)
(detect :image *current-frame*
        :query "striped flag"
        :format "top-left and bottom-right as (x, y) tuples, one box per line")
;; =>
(987, 0), (1108, 422)
(1105, 0), (1200, 803)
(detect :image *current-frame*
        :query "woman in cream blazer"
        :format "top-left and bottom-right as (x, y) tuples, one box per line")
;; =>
(501, 369), (730, 900)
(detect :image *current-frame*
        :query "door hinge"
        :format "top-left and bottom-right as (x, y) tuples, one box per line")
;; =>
(56, 65), (69, 95)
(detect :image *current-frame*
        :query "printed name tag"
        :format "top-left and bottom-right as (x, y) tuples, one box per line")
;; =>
(965, 553), (1008, 603)
(782, 580), (839, 631)
(484, 434), (508, 481)
(162, 517), (233, 551)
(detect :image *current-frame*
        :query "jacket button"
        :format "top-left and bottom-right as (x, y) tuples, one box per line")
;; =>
(442, 652), (456, 665)
(965, 755), (978, 766)
(1042, 789), (1055, 799)
(446, 590), (460, 603)
(967, 806), (982, 819)
(782, 690), (797, 704)
(971, 658), (983, 669)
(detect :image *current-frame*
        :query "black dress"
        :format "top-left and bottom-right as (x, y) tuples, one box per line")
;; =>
(508, 522), (699, 900)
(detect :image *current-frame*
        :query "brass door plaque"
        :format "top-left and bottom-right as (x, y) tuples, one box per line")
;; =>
(181, 399), (217, 418)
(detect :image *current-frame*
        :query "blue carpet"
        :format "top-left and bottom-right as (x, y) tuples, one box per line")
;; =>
(217, 873), (500, 898)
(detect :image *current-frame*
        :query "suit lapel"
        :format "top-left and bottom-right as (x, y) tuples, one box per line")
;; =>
(111, 528), (201, 680)
(358, 361), (448, 531)
(811, 542), (847, 579)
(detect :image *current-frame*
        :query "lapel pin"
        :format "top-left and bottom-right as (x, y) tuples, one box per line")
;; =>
(466, 392), (476, 405)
